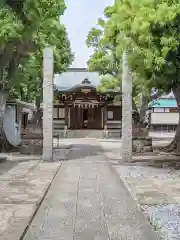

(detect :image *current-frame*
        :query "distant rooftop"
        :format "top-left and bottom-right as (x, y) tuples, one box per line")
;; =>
(160, 91), (174, 98)
(54, 68), (100, 89)
(149, 98), (177, 108)
(67, 68), (88, 72)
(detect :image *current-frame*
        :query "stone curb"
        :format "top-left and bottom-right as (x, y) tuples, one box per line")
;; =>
(108, 161), (161, 238)
(107, 160), (161, 237)
(99, 143), (161, 238)
(152, 138), (173, 141)
(132, 155), (180, 162)
(18, 161), (63, 240)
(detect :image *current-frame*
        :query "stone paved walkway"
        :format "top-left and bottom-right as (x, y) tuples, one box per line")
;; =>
(23, 139), (159, 240)
(99, 139), (180, 239)
(0, 159), (62, 240)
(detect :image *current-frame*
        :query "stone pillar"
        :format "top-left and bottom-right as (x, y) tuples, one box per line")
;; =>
(43, 47), (53, 161)
(121, 50), (132, 162)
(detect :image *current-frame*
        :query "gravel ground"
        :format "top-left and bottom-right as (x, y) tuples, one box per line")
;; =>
(115, 165), (180, 240)
(121, 165), (180, 180)
(99, 138), (180, 240)
(141, 204), (180, 240)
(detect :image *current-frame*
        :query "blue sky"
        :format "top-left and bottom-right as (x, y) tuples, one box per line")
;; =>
(62, 0), (114, 68)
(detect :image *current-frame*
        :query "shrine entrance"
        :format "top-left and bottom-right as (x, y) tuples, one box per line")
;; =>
(55, 78), (116, 130)
(70, 104), (102, 129)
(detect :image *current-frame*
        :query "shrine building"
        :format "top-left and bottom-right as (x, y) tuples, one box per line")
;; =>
(53, 68), (122, 130)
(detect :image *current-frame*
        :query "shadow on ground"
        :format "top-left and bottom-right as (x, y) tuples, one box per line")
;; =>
(66, 143), (103, 160)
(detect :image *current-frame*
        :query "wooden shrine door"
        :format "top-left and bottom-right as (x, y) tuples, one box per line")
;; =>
(70, 106), (102, 129)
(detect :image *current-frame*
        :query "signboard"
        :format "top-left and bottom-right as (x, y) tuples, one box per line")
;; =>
(81, 88), (91, 94)
(170, 108), (178, 112)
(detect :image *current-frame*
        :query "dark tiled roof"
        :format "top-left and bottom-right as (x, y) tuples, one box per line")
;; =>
(67, 68), (88, 72)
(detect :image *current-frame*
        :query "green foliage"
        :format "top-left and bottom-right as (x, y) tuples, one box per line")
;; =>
(109, 0), (180, 92)
(86, 5), (147, 104)
(86, 5), (122, 77)
(97, 75), (119, 93)
(0, 0), (73, 103)
(87, 0), (180, 113)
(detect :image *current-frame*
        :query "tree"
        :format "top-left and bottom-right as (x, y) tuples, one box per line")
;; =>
(102, 0), (180, 152)
(86, 6), (150, 123)
(0, 0), (73, 91)
(0, 0), (73, 149)
(9, 21), (73, 104)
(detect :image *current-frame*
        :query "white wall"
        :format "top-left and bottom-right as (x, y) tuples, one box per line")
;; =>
(3, 105), (21, 146)
(151, 112), (179, 124)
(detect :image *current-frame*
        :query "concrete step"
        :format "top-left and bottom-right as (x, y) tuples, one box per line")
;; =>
(53, 130), (104, 138)
(67, 130), (103, 138)
(108, 130), (121, 138)
(53, 129), (121, 139)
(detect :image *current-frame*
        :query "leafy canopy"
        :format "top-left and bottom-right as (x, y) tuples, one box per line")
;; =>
(108, 0), (180, 92)
(0, 0), (74, 102)
(87, 0), (180, 107)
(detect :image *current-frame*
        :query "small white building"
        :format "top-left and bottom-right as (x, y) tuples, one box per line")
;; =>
(3, 99), (35, 148)
(149, 97), (178, 132)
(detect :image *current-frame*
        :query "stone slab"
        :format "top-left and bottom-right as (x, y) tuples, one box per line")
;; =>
(99, 138), (180, 239)
(0, 160), (62, 240)
(113, 164), (180, 205)
(23, 160), (80, 240)
(5, 153), (42, 161)
(23, 139), (159, 240)
(0, 204), (36, 240)
(0, 160), (39, 181)
(132, 154), (180, 162)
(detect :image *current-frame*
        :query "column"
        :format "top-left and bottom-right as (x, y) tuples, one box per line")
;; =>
(121, 50), (132, 162)
(43, 47), (53, 161)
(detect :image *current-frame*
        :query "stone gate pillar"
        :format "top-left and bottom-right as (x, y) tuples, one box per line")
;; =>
(121, 51), (132, 162)
(43, 47), (53, 161)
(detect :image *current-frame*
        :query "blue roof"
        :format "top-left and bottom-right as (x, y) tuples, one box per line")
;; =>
(149, 98), (177, 108)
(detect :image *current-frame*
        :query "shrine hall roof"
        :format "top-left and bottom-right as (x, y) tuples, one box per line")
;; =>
(55, 81), (96, 92)
(54, 69), (100, 91)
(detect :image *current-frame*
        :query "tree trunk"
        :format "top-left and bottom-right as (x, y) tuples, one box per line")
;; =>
(0, 91), (8, 152)
(162, 87), (180, 153)
(139, 94), (149, 123)
(29, 96), (42, 125)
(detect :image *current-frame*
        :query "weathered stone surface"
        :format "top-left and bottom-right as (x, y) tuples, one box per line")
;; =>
(0, 204), (36, 240)
(99, 138), (180, 204)
(43, 47), (53, 161)
(133, 137), (153, 153)
(121, 53), (132, 162)
(133, 127), (148, 137)
(23, 139), (159, 240)
(20, 138), (43, 155)
(112, 163), (180, 205)
(20, 124), (43, 155)
(0, 160), (61, 240)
